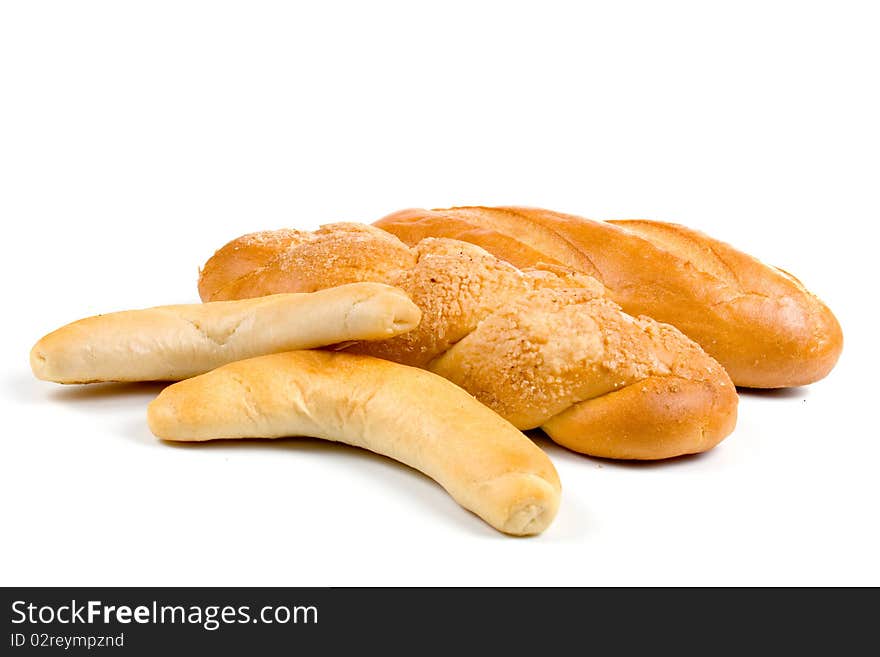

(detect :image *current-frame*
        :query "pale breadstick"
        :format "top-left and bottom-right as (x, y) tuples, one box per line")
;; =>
(31, 283), (420, 384)
(147, 350), (562, 536)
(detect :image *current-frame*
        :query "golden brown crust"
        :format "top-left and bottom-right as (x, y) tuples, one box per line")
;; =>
(198, 229), (307, 302)
(609, 219), (843, 387)
(542, 375), (738, 460)
(198, 224), (738, 460)
(375, 207), (843, 388)
(148, 351), (561, 535)
(201, 223), (416, 302)
(431, 296), (729, 430)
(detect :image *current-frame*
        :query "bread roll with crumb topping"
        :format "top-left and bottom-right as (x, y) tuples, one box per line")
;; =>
(374, 206), (843, 388)
(199, 224), (737, 460)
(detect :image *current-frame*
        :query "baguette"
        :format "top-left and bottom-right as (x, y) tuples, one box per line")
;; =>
(148, 350), (562, 536)
(374, 206), (843, 388)
(31, 282), (420, 383)
(198, 224), (737, 460)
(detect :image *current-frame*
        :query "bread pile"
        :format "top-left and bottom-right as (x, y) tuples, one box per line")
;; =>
(30, 206), (843, 536)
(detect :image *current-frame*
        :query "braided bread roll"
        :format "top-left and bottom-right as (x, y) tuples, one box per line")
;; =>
(199, 224), (738, 460)
(374, 206), (843, 389)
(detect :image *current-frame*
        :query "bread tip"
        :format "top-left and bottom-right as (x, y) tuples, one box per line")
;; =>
(502, 500), (557, 536)
(485, 472), (561, 536)
(29, 342), (51, 381)
(392, 318), (417, 333)
(146, 396), (178, 441)
(392, 304), (422, 332)
(349, 287), (421, 337)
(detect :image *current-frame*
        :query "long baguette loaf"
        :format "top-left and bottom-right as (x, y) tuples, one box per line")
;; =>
(31, 282), (420, 383)
(198, 224), (738, 460)
(148, 350), (562, 536)
(374, 206), (843, 388)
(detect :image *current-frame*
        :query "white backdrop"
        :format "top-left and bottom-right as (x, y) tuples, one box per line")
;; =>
(1, 1), (877, 586)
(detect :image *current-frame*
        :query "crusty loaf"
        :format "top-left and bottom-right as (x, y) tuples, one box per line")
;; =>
(31, 282), (420, 383)
(199, 224), (738, 460)
(148, 350), (562, 536)
(374, 206), (843, 388)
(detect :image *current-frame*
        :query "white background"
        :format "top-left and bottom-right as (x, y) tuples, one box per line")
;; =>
(1, 1), (877, 586)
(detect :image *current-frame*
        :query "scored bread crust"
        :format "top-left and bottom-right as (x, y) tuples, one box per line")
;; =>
(148, 350), (562, 536)
(31, 282), (420, 383)
(199, 223), (737, 460)
(374, 206), (843, 388)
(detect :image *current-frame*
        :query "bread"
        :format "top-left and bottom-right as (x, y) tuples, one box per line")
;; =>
(374, 206), (843, 388)
(198, 223), (738, 460)
(31, 282), (420, 383)
(148, 350), (562, 536)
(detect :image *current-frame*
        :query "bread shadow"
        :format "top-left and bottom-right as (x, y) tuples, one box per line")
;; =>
(120, 417), (166, 446)
(162, 436), (506, 539)
(3, 371), (44, 403)
(5, 371), (167, 406)
(525, 430), (713, 470)
(736, 386), (809, 400)
(47, 381), (169, 402)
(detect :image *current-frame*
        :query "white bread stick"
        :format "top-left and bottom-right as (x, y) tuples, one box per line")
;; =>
(147, 350), (562, 536)
(31, 283), (420, 383)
